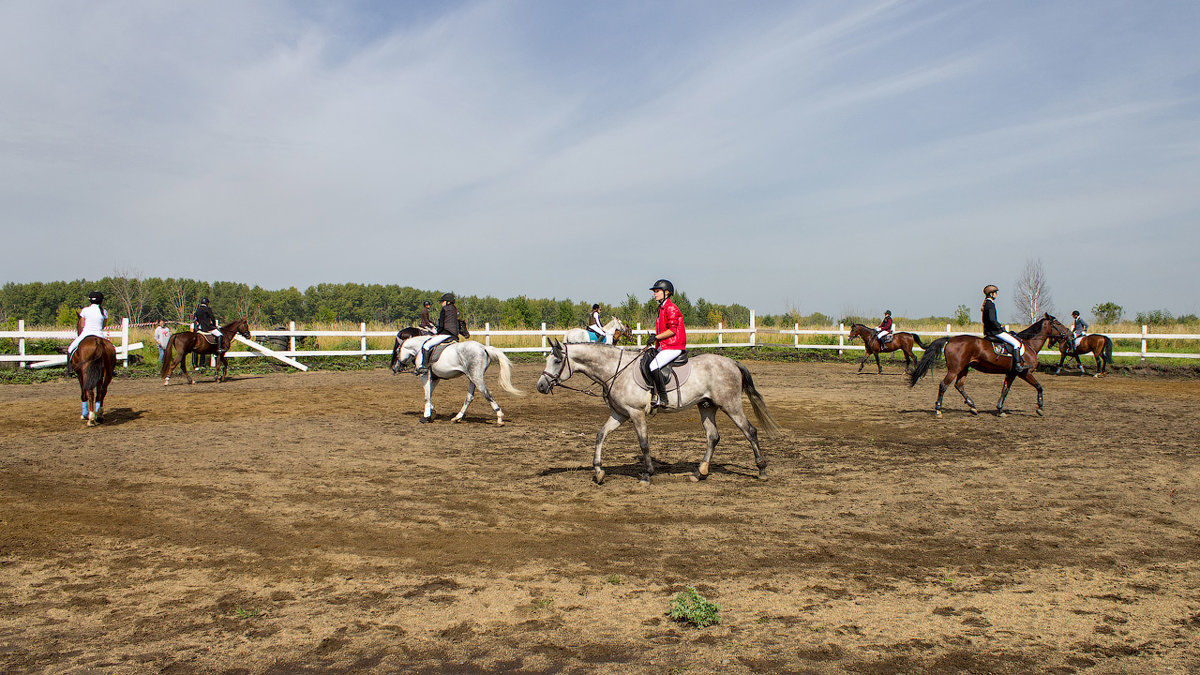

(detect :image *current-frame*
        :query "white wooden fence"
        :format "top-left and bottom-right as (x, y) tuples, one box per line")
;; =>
(3, 312), (1198, 370)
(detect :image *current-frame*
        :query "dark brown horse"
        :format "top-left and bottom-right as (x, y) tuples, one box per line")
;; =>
(71, 335), (116, 426)
(908, 314), (1069, 417)
(161, 318), (252, 385)
(1050, 333), (1115, 376)
(847, 323), (927, 374)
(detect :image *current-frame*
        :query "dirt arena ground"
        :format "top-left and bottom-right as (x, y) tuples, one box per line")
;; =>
(1, 356), (1197, 674)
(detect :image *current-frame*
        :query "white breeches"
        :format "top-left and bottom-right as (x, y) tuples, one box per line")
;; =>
(649, 349), (683, 371)
(876, 330), (890, 339)
(67, 330), (104, 356)
(416, 335), (453, 364)
(995, 332), (1023, 354)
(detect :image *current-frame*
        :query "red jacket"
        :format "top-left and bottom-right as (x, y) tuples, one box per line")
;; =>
(877, 316), (893, 332)
(655, 298), (687, 350)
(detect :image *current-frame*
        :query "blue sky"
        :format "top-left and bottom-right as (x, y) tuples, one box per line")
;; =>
(2, 0), (1197, 320)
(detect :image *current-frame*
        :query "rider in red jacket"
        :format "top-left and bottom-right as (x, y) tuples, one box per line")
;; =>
(876, 310), (893, 344)
(648, 279), (686, 408)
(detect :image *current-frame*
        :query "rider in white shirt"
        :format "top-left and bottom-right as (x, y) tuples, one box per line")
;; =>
(587, 304), (609, 344)
(66, 291), (108, 374)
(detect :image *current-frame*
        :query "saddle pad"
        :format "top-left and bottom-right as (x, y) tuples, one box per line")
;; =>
(987, 340), (1023, 359)
(429, 341), (453, 363)
(632, 361), (692, 392)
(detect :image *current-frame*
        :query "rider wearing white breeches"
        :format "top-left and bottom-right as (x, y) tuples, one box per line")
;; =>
(67, 291), (108, 359)
(587, 305), (608, 344)
(981, 285), (1027, 374)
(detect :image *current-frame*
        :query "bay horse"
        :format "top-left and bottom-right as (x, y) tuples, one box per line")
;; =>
(908, 313), (1069, 417)
(536, 340), (781, 485)
(161, 318), (252, 385)
(847, 323), (927, 374)
(391, 336), (523, 425)
(71, 335), (116, 426)
(564, 317), (631, 345)
(1050, 333), (1115, 376)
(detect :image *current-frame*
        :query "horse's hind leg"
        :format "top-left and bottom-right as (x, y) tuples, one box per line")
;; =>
(466, 377), (504, 426)
(875, 353), (882, 374)
(593, 412), (628, 485)
(996, 374), (1017, 416)
(693, 405), (721, 481)
(950, 372), (977, 415)
(721, 402), (767, 480)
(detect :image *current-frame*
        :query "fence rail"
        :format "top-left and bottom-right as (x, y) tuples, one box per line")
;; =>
(3, 313), (1198, 369)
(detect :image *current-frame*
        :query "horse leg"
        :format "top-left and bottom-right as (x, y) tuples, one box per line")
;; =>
(996, 374), (1016, 416)
(1055, 350), (1066, 375)
(420, 377), (437, 423)
(453, 378), (477, 424)
(875, 352), (882, 375)
(79, 373), (89, 421)
(180, 348), (194, 385)
(857, 352), (868, 373)
(935, 371), (954, 416)
(954, 372), (977, 415)
(471, 377), (505, 426)
(1022, 372), (1045, 416)
(630, 413), (653, 484)
(1075, 352), (1085, 375)
(693, 405), (721, 481)
(593, 412), (628, 485)
(720, 401), (767, 480)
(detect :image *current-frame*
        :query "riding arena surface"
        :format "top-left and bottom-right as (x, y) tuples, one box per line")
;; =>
(1, 359), (1197, 674)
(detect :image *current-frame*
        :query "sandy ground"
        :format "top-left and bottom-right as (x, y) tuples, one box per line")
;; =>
(1, 356), (1198, 674)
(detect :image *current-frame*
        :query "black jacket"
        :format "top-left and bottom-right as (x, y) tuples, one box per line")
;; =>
(437, 304), (467, 337)
(981, 299), (1004, 336)
(194, 304), (218, 331)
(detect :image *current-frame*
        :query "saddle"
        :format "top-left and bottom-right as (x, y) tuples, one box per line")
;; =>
(985, 336), (1024, 360)
(635, 351), (692, 405)
(425, 339), (456, 366)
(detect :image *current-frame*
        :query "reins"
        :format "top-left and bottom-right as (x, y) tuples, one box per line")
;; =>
(542, 343), (650, 399)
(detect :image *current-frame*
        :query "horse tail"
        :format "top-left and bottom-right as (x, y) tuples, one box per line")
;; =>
(80, 339), (106, 392)
(736, 362), (782, 434)
(908, 337), (948, 387)
(1102, 335), (1114, 370)
(911, 333), (926, 349)
(484, 345), (524, 396)
(160, 334), (177, 379)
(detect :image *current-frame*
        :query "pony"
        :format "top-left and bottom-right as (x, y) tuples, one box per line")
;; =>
(391, 336), (523, 425)
(161, 318), (253, 385)
(70, 335), (116, 426)
(564, 317), (631, 345)
(536, 340), (781, 485)
(908, 314), (1069, 417)
(1050, 333), (1115, 376)
(846, 323), (927, 374)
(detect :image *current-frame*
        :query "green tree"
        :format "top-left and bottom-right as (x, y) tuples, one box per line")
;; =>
(1091, 302), (1122, 325)
(953, 304), (971, 326)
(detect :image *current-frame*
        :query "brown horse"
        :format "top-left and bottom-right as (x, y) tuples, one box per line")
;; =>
(1050, 333), (1115, 376)
(161, 318), (252, 385)
(847, 323), (927, 374)
(71, 335), (116, 426)
(908, 313), (1069, 417)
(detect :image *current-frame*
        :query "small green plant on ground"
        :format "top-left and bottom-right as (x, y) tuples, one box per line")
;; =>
(531, 597), (553, 611)
(606, 574), (623, 585)
(669, 586), (721, 628)
(233, 607), (259, 620)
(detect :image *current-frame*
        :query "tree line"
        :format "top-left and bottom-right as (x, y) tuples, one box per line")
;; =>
(0, 277), (760, 330)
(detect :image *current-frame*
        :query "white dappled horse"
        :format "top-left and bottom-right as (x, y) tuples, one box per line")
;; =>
(392, 336), (522, 425)
(564, 317), (628, 345)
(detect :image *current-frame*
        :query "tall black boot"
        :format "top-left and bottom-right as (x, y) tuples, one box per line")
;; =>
(416, 347), (432, 375)
(651, 370), (670, 409)
(1011, 346), (1028, 374)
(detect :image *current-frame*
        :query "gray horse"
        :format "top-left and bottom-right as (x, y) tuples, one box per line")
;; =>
(536, 339), (781, 484)
(392, 336), (523, 425)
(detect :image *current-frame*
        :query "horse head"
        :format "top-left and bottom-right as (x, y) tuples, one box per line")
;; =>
(846, 324), (866, 341)
(537, 339), (568, 394)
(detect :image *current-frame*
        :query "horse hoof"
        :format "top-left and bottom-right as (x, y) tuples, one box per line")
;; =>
(997, 411), (1007, 418)
(419, 416), (431, 424)
(758, 468), (767, 480)
(593, 468), (605, 485)
(969, 408), (978, 416)
(698, 461), (710, 476)
(638, 477), (651, 486)
(496, 420), (504, 427)
(163, 379), (170, 386)
(934, 410), (942, 417)
(1036, 408), (1044, 416)
(452, 417), (462, 423)
(690, 473), (701, 482)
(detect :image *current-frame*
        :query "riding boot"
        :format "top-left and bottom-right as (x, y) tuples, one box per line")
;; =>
(1011, 346), (1028, 374)
(65, 353), (74, 376)
(651, 370), (670, 409)
(415, 347), (432, 375)
(216, 334), (224, 354)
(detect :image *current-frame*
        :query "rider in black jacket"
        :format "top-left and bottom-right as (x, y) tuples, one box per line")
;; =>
(415, 293), (468, 375)
(193, 297), (224, 353)
(982, 285), (1026, 374)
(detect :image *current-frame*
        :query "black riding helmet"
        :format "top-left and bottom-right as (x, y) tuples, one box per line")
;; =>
(592, 303), (600, 310)
(200, 297), (210, 304)
(88, 291), (104, 304)
(649, 279), (674, 295)
(440, 292), (455, 304)
(424, 300), (432, 307)
(1072, 310), (1080, 316)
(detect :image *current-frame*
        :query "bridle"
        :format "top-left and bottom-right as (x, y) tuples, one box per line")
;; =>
(541, 342), (648, 398)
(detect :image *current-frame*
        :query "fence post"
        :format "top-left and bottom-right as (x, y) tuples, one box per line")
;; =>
(718, 322), (723, 345)
(290, 321), (296, 354)
(637, 323), (642, 348)
(361, 322), (367, 360)
(122, 317), (130, 368)
(839, 323), (844, 356)
(541, 322), (547, 352)
(485, 322), (490, 347)
(1141, 324), (1147, 362)
(946, 323), (951, 336)
(750, 309), (756, 347)
(794, 323), (799, 349)
(18, 319), (25, 369)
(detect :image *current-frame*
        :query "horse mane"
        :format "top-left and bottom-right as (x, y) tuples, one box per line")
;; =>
(1015, 319), (1044, 340)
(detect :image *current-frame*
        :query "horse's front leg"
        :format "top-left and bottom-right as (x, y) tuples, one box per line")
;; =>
(996, 374), (1016, 416)
(875, 352), (883, 374)
(420, 378), (438, 423)
(630, 413), (654, 484)
(857, 352), (868, 373)
(593, 412), (628, 484)
(1055, 350), (1066, 375)
(1020, 372), (1045, 416)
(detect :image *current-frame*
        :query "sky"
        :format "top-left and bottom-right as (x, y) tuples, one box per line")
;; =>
(2, 0), (1198, 320)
